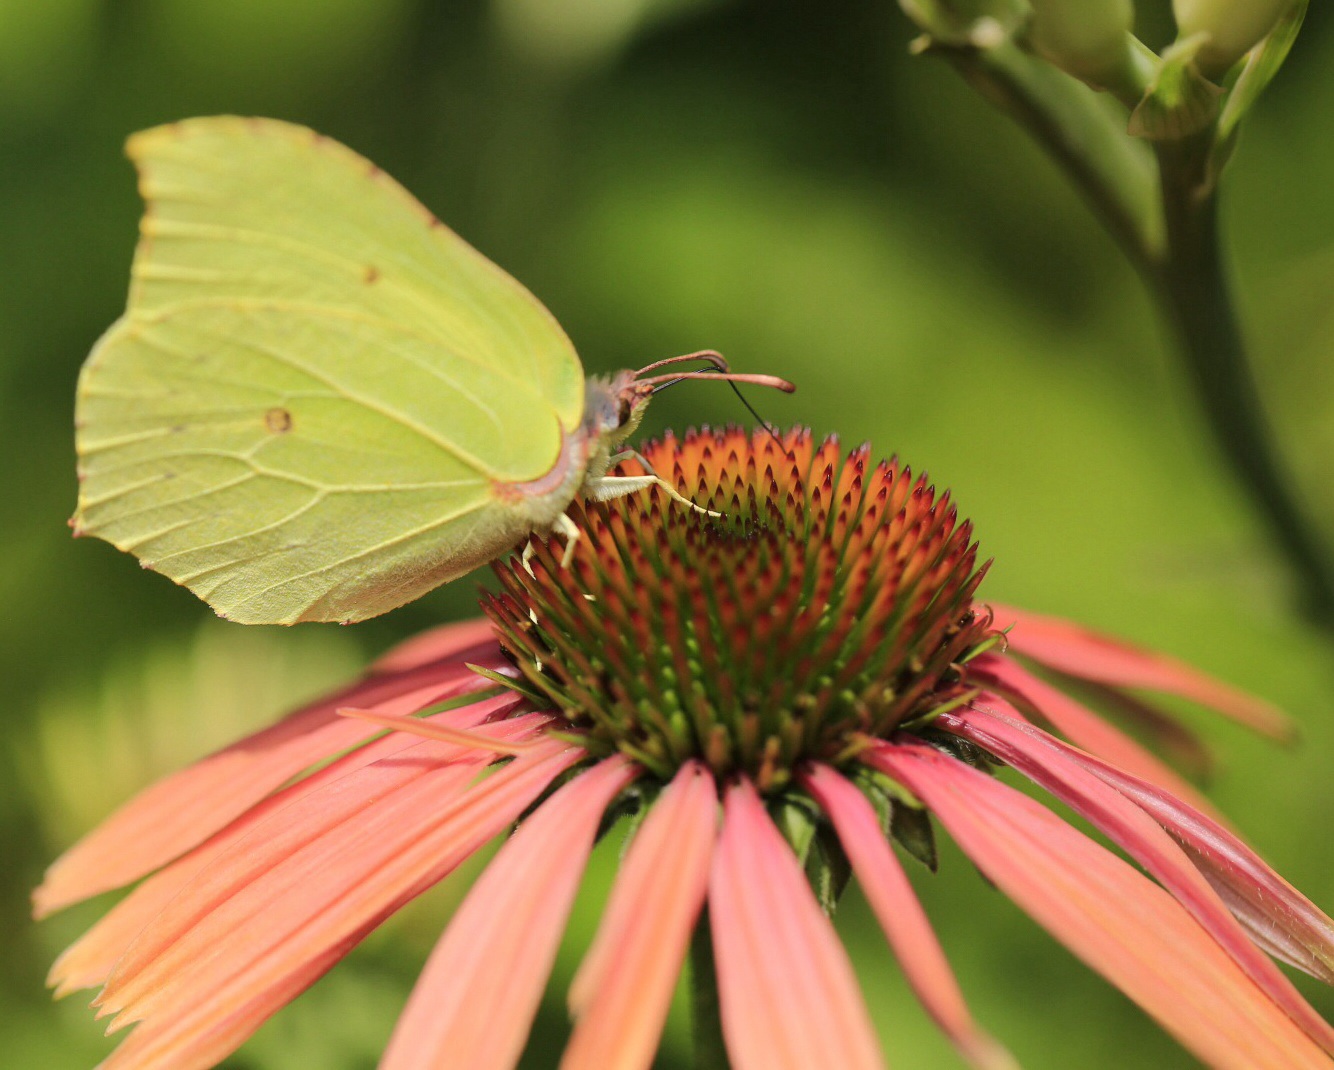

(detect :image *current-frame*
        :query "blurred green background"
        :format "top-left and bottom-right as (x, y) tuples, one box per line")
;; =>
(4, 1), (1334, 1067)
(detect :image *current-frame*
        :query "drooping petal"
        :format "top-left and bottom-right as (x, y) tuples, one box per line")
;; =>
(989, 602), (1292, 739)
(710, 778), (886, 1070)
(48, 694), (522, 997)
(93, 729), (579, 1070)
(1052, 735), (1334, 984)
(34, 646), (507, 917)
(938, 705), (1334, 1054)
(801, 764), (1016, 1070)
(563, 761), (717, 1070)
(868, 742), (1331, 1070)
(971, 653), (1223, 819)
(1075, 680), (1215, 780)
(381, 755), (638, 1070)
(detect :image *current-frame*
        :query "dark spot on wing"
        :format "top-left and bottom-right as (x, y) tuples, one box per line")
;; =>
(265, 407), (294, 434)
(364, 264), (380, 284)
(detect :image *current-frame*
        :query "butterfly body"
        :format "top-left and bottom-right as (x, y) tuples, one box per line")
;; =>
(74, 118), (789, 625)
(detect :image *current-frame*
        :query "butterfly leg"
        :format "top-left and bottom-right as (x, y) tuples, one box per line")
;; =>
(553, 511), (581, 569)
(589, 474), (722, 518)
(521, 512), (583, 574)
(600, 452), (722, 518)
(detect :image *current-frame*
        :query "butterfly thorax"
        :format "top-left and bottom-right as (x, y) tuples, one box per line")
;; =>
(490, 372), (647, 534)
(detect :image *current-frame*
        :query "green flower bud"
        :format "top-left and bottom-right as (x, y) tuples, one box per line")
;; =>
(1026, 0), (1135, 87)
(1174, 0), (1297, 78)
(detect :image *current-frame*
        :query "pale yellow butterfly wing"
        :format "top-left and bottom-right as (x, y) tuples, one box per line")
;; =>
(75, 117), (585, 624)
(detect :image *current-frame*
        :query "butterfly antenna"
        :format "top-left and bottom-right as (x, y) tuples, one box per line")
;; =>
(728, 379), (787, 453)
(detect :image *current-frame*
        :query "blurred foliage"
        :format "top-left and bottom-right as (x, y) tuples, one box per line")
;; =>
(3, 0), (1333, 1067)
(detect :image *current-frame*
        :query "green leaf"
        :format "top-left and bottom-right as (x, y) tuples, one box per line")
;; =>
(892, 803), (940, 873)
(603, 781), (660, 853)
(807, 825), (853, 915)
(771, 792), (820, 865)
(770, 792), (853, 915)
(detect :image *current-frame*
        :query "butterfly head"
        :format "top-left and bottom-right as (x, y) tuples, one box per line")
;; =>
(582, 371), (652, 453)
(582, 353), (794, 467)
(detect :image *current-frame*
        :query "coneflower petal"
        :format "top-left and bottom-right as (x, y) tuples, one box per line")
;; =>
(48, 694), (523, 997)
(1074, 680), (1216, 780)
(98, 725), (573, 1031)
(337, 706), (545, 753)
(800, 764), (1016, 1070)
(92, 738), (580, 1070)
(990, 603), (1292, 739)
(869, 742), (1331, 1070)
(563, 761), (717, 1070)
(972, 654), (1223, 819)
(380, 755), (638, 1070)
(34, 644), (505, 917)
(710, 778), (886, 1070)
(97, 935), (363, 1070)
(1053, 736), (1334, 984)
(939, 705), (1334, 1053)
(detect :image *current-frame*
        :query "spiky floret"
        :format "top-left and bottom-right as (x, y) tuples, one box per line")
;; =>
(485, 428), (997, 791)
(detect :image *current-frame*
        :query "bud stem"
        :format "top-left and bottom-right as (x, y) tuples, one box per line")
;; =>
(912, 28), (1334, 628)
(929, 37), (1163, 268)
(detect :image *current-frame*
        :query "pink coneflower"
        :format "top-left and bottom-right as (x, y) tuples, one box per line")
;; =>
(38, 428), (1334, 1069)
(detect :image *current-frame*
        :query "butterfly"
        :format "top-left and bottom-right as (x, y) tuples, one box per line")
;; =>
(73, 117), (792, 624)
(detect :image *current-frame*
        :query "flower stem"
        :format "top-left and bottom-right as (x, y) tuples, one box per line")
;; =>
(1153, 136), (1334, 626)
(690, 908), (730, 1070)
(921, 33), (1334, 626)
